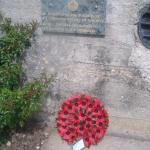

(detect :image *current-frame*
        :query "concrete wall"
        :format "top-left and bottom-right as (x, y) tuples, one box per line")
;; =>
(0, 0), (150, 124)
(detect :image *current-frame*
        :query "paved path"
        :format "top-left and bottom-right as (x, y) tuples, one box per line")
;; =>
(41, 116), (150, 150)
(41, 128), (150, 150)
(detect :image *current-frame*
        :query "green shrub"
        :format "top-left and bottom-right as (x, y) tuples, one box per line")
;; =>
(0, 64), (23, 89)
(0, 19), (37, 65)
(0, 74), (53, 129)
(0, 17), (53, 145)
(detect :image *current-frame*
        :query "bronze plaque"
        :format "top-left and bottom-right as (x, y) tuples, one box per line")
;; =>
(41, 0), (106, 36)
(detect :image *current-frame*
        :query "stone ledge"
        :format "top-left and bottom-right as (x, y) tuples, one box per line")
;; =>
(41, 125), (150, 150)
(108, 116), (150, 141)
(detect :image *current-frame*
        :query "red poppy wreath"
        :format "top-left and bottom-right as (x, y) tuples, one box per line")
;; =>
(56, 94), (109, 148)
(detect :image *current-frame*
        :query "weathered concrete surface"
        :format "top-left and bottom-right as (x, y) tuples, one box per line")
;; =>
(108, 116), (150, 141)
(41, 129), (150, 150)
(1, 0), (150, 149)
(41, 116), (150, 149)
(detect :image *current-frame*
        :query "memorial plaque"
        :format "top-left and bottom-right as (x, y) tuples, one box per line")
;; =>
(41, 0), (106, 36)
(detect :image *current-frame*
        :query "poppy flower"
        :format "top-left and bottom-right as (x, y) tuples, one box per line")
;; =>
(77, 111), (87, 121)
(64, 95), (79, 105)
(85, 123), (92, 129)
(72, 101), (79, 112)
(78, 126), (85, 137)
(92, 107), (102, 117)
(57, 118), (68, 126)
(58, 110), (70, 119)
(104, 119), (109, 129)
(97, 116), (105, 124)
(63, 131), (75, 142)
(58, 125), (68, 136)
(63, 104), (74, 114)
(85, 132), (97, 145)
(56, 94), (109, 148)
(86, 117), (92, 123)
(82, 95), (92, 101)
(96, 127), (104, 137)
(72, 122), (79, 130)
(103, 109), (109, 118)
(70, 115), (80, 129)
(78, 99), (88, 110)
(93, 97), (104, 107)
(83, 137), (91, 147)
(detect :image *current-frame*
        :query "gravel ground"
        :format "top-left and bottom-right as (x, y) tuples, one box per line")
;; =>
(0, 107), (57, 150)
